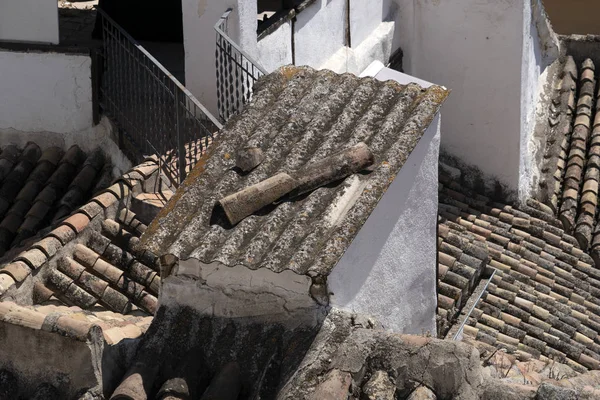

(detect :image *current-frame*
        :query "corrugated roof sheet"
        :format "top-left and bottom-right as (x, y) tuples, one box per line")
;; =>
(142, 65), (449, 277)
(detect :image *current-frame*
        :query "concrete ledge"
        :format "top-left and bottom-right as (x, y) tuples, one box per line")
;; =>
(163, 259), (319, 324)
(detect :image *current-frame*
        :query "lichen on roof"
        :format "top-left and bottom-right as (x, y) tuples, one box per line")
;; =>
(142, 65), (448, 278)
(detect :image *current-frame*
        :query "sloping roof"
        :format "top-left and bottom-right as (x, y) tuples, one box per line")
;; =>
(142, 65), (449, 277)
(0, 158), (164, 316)
(538, 56), (600, 257)
(439, 172), (600, 372)
(0, 143), (112, 259)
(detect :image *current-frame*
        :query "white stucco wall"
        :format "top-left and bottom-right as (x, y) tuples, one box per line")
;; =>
(0, 0), (59, 44)
(253, 0), (397, 74)
(390, 0), (413, 70)
(256, 21), (293, 72)
(406, 0), (524, 194)
(294, 0), (346, 68)
(350, 0), (391, 48)
(321, 21), (394, 75)
(0, 50), (92, 134)
(391, 0), (558, 200)
(0, 50), (132, 175)
(183, 0), (238, 115)
(183, 0), (402, 114)
(519, 1), (544, 202)
(329, 112), (440, 334)
(519, 0), (560, 201)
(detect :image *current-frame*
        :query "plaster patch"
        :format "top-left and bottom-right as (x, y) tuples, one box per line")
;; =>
(163, 259), (318, 321)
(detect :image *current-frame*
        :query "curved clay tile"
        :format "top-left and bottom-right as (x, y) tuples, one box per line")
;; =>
(560, 59), (595, 233)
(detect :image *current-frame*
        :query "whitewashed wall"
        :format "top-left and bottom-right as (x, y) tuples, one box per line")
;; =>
(0, 0), (59, 44)
(520, 0), (559, 200)
(0, 50), (132, 174)
(256, 21), (293, 72)
(329, 110), (440, 335)
(183, 0), (557, 200)
(409, 0), (523, 195)
(0, 50), (92, 133)
(391, 0), (558, 200)
(350, 0), (393, 47)
(183, 0), (401, 115)
(293, 0), (346, 68)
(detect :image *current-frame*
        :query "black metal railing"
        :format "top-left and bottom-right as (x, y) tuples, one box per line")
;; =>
(96, 8), (222, 186)
(215, 9), (267, 123)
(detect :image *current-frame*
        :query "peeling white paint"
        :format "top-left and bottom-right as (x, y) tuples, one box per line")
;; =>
(519, 0), (560, 202)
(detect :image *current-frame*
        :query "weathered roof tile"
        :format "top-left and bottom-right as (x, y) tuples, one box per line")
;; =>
(62, 213), (90, 234)
(0, 261), (31, 283)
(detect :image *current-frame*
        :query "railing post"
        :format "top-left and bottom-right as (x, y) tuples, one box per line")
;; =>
(175, 89), (186, 183)
(215, 9), (267, 123)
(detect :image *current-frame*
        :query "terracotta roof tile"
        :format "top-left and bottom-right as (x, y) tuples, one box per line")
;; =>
(0, 261), (31, 283)
(0, 155), (168, 386)
(62, 212), (91, 234)
(0, 144), (114, 259)
(105, 182), (130, 200)
(46, 224), (77, 245)
(439, 174), (600, 370)
(15, 248), (47, 270)
(86, 231), (111, 255)
(92, 192), (118, 209)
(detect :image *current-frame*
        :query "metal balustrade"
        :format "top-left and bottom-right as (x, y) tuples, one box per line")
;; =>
(96, 8), (222, 186)
(215, 9), (267, 123)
